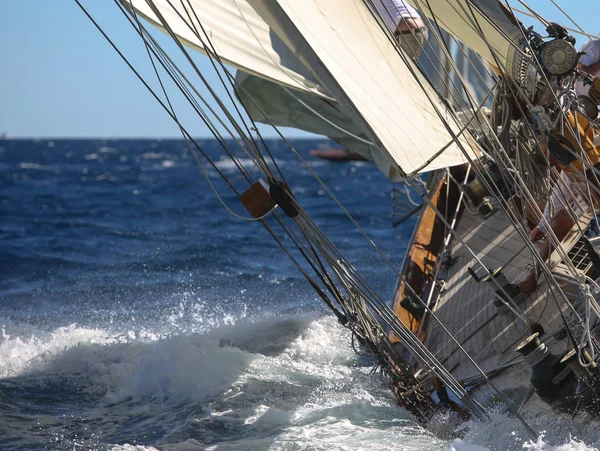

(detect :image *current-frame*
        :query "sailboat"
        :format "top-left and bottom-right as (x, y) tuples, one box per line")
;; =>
(75, 0), (600, 437)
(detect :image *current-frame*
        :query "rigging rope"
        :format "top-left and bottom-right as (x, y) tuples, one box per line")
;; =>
(111, 0), (468, 420)
(78, 0), (600, 434)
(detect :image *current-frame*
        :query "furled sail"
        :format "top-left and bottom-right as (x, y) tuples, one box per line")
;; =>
(120, 0), (327, 98)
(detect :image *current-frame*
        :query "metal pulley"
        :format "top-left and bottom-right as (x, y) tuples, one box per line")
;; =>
(539, 39), (578, 76)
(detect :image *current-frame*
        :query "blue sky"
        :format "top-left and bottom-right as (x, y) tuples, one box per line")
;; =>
(0, 0), (596, 138)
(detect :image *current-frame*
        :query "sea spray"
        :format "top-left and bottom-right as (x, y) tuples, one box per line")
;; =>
(3, 139), (600, 450)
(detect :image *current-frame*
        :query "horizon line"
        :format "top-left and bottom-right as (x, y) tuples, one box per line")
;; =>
(1, 135), (326, 141)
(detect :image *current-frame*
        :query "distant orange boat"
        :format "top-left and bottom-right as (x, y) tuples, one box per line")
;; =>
(308, 148), (367, 162)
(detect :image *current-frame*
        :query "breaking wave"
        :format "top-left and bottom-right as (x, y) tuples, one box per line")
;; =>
(1, 311), (599, 450)
(3, 139), (600, 450)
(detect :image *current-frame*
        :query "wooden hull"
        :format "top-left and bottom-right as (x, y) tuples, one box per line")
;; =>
(394, 169), (598, 420)
(392, 168), (465, 337)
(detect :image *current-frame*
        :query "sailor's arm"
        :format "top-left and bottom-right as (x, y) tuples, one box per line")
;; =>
(578, 60), (600, 76)
(395, 17), (425, 34)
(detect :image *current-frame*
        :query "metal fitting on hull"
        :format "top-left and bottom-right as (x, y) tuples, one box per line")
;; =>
(515, 333), (576, 403)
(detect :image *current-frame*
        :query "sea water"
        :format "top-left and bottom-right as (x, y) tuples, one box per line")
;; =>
(1, 139), (599, 450)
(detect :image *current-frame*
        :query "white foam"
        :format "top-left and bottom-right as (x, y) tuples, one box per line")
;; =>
(104, 333), (254, 404)
(0, 323), (113, 378)
(5, 312), (600, 451)
(450, 410), (600, 451)
(284, 315), (355, 365)
(108, 445), (159, 451)
(249, 406), (296, 426)
(1, 324), (260, 403)
(214, 157), (257, 172)
(18, 162), (53, 171)
(139, 152), (176, 160)
(0, 314), (348, 405)
(450, 439), (490, 451)
(520, 433), (600, 451)
(270, 416), (445, 450)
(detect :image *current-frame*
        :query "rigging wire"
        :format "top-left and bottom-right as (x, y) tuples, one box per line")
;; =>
(511, 6), (600, 42)
(434, 0), (593, 376)
(120, 0), (276, 222)
(112, 3), (448, 408)
(144, 0), (271, 175)
(186, 3), (556, 416)
(126, 0), (596, 336)
(427, 0), (595, 320)
(493, 2), (600, 293)
(367, 0), (495, 110)
(78, 0), (600, 433)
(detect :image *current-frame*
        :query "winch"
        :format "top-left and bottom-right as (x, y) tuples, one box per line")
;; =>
(462, 160), (514, 218)
(515, 333), (576, 403)
(539, 38), (578, 77)
(467, 266), (528, 313)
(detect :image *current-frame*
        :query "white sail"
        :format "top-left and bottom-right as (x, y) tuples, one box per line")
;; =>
(405, 0), (524, 77)
(128, 0), (485, 175)
(258, 0), (478, 176)
(121, 0), (327, 98)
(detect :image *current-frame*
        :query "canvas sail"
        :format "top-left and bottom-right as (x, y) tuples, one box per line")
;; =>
(120, 0), (327, 98)
(88, 1), (600, 428)
(127, 0), (505, 176)
(404, 0), (525, 77)
(236, 19), (493, 179)
(251, 0), (479, 176)
(235, 72), (401, 177)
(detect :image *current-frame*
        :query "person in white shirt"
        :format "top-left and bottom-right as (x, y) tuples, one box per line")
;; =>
(373, 0), (428, 61)
(576, 39), (600, 97)
(516, 39), (600, 292)
(518, 170), (590, 293)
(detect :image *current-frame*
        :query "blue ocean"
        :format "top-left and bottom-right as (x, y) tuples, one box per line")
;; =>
(1, 139), (598, 450)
